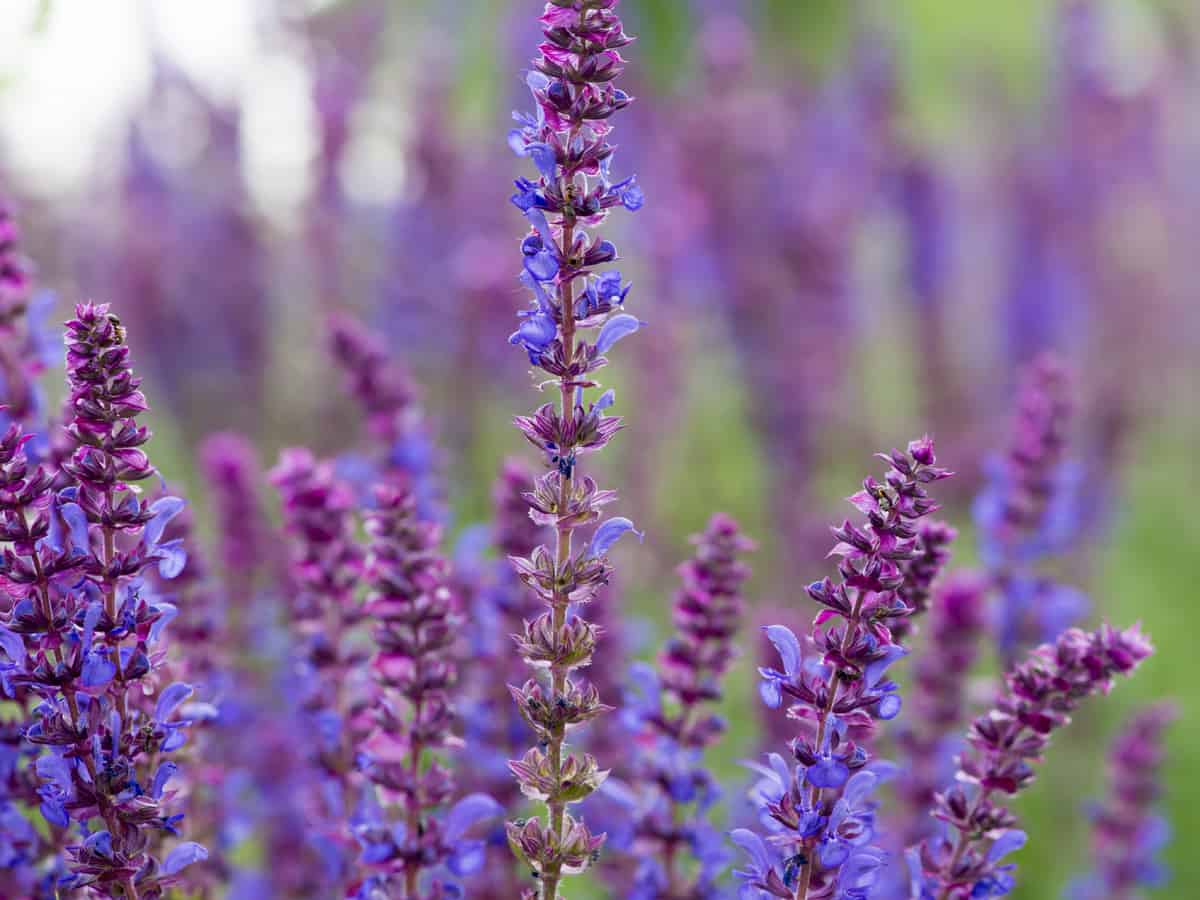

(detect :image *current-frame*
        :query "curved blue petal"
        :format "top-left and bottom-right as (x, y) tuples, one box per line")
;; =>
(762, 625), (802, 677)
(155, 682), (194, 723)
(595, 313), (642, 353)
(588, 517), (643, 559)
(443, 793), (503, 843)
(162, 842), (209, 876)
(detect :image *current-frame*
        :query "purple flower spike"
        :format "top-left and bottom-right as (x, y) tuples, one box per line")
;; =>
(1, 302), (206, 897)
(1066, 703), (1175, 899)
(912, 624), (1154, 898)
(737, 440), (952, 899)
(503, 3), (643, 896)
(611, 514), (753, 895)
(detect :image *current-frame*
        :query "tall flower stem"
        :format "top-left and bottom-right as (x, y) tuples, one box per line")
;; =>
(503, 3), (644, 898)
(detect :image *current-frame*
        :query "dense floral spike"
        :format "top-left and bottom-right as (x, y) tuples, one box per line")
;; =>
(893, 574), (988, 848)
(0, 199), (31, 328)
(1065, 703), (1175, 899)
(737, 438), (952, 900)
(616, 514), (752, 897)
(198, 432), (269, 589)
(975, 354), (1086, 665)
(505, 2), (644, 898)
(459, 460), (551, 898)
(270, 447), (368, 881)
(889, 521), (956, 644)
(0, 197), (54, 437)
(0, 302), (207, 897)
(911, 623), (1154, 899)
(354, 483), (499, 898)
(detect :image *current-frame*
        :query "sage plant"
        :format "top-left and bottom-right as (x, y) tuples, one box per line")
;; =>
(353, 484), (500, 898)
(2, 303), (206, 898)
(504, 2), (644, 896)
(910, 624), (1154, 898)
(975, 354), (1086, 666)
(735, 438), (952, 899)
(617, 514), (753, 897)
(1066, 703), (1175, 899)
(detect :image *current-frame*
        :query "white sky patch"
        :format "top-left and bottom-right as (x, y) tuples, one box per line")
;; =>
(241, 52), (317, 224)
(0, 2), (151, 193)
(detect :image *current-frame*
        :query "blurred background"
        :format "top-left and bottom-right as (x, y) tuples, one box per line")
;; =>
(2, 0), (1197, 896)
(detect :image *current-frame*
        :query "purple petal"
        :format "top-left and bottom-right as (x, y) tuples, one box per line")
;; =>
(587, 517), (643, 559)
(729, 828), (772, 877)
(986, 829), (1027, 863)
(762, 625), (802, 677)
(0, 627), (23, 664)
(595, 313), (642, 353)
(162, 842), (209, 876)
(863, 645), (907, 687)
(154, 539), (188, 580)
(143, 496), (185, 548)
(806, 757), (849, 789)
(155, 682), (194, 723)
(443, 793), (503, 843)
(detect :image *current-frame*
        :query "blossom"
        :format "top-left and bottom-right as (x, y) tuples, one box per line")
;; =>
(1065, 703), (1175, 898)
(503, 3), (643, 897)
(738, 439), (952, 899)
(911, 624), (1154, 898)
(610, 515), (753, 897)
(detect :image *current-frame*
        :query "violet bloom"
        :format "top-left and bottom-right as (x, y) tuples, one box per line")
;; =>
(910, 624), (1154, 898)
(974, 355), (1087, 666)
(738, 439), (952, 900)
(2, 303), (206, 898)
(270, 447), (368, 882)
(1065, 703), (1175, 899)
(327, 312), (439, 518)
(354, 484), (500, 897)
(611, 514), (753, 897)
(893, 574), (988, 849)
(504, 3), (643, 897)
(0, 198), (55, 439)
(198, 432), (270, 589)
(458, 460), (551, 899)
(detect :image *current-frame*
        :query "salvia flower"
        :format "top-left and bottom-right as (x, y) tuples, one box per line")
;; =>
(504, 3), (643, 898)
(327, 312), (440, 518)
(1065, 702), (1175, 899)
(893, 574), (988, 849)
(974, 355), (1087, 665)
(0, 198), (55, 439)
(1, 302), (207, 897)
(354, 483), (500, 897)
(739, 438), (952, 900)
(270, 447), (368, 879)
(198, 432), (269, 589)
(911, 623), (1154, 899)
(612, 514), (753, 897)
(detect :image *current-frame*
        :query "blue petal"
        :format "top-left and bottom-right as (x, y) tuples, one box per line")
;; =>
(155, 682), (194, 723)
(81, 652), (116, 688)
(863, 645), (907, 687)
(526, 142), (557, 181)
(587, 517), (643, 559)
(876, 694), (902, 720)
(762, 625), (802, 677)
(162, 842), (209, 876)
(729, 828), (772, 877)
(524, 249), (559, 282)
(525, 208), (553, 242)
(595, 313), (642, 353)
(154, 539), (188, 580)
(143, 496), (185, 548)
(594, 389), (616, 412)
(0, 627), (23, 664)
(152, 761), (179, 799)
(59, 501), (89, 553)
(507, 129), (527, 156)
(758, 677), (782, 708)
(40, 799), (69, 828)
(620, 181), (645, 211)
(986, 829), (1027, 863)
(443, 793), (503, 843)
(806, 757), (849, 789)
(447, 838), (488, 877)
